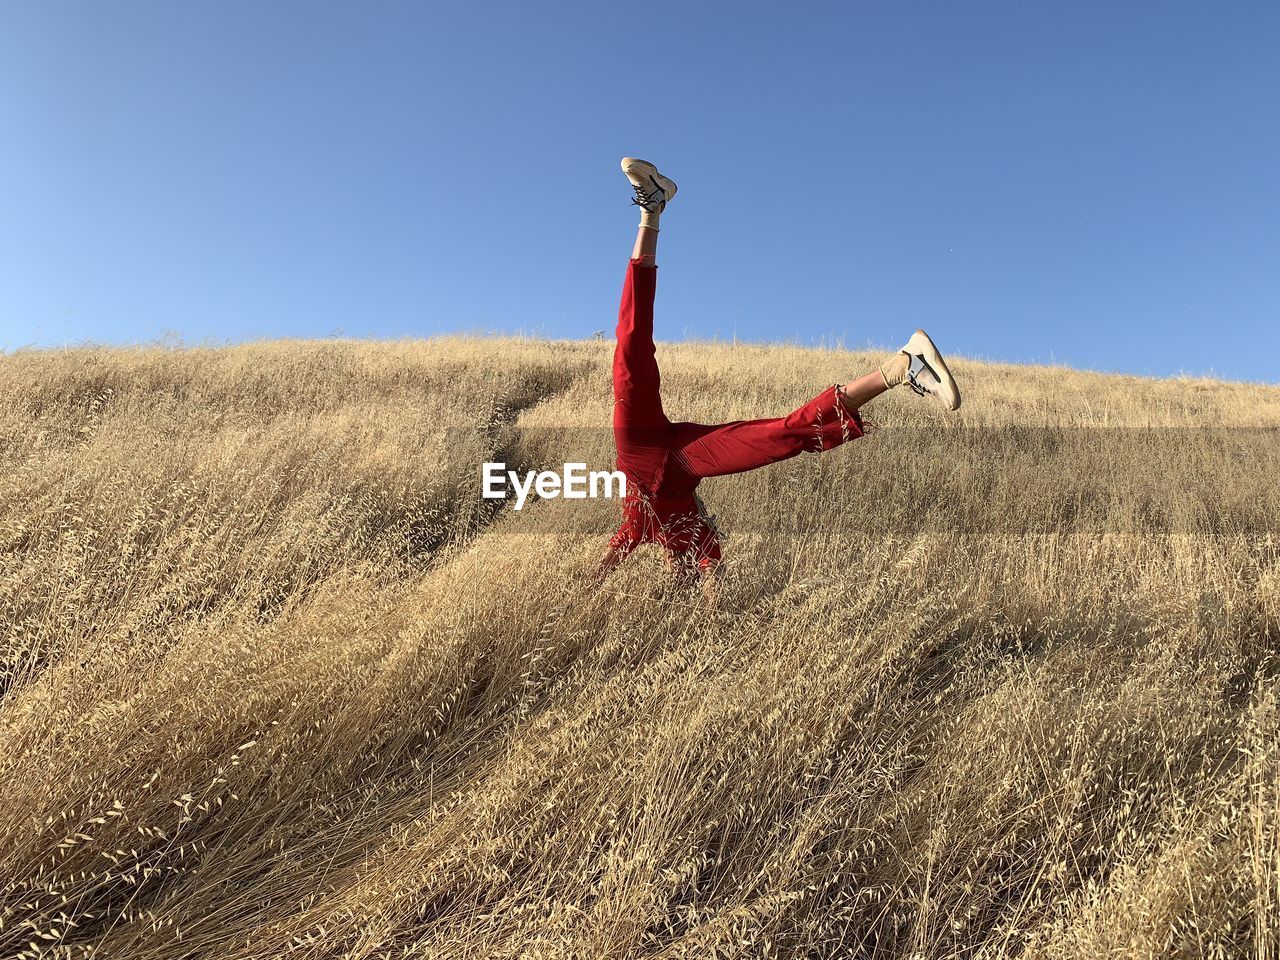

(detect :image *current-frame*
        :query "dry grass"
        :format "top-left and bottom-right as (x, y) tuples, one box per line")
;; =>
(0, 336), (1277, 959)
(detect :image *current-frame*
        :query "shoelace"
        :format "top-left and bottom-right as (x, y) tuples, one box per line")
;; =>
(629, 177), (666, 211)
(906, 353), (931, 396)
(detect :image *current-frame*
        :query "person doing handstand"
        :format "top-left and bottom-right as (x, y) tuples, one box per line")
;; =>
(599, 158), (961, 588)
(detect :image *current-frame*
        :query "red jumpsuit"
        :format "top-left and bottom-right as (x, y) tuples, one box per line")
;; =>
(609, 259), (864, 571)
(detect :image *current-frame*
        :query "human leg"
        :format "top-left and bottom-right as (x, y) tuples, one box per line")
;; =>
(673, 330), (962, 480)
(837, 369), (890, 412)
(671, 385), (863, 480)
(612, 159), (682, 491)
(631, 224), (658, 263)
(613, 243), (664, 415)
(612, 155), (679, 433)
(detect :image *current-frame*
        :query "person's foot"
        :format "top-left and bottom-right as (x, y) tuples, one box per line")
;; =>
(621, 157), (677, 230)
(882, 330), (961, 410)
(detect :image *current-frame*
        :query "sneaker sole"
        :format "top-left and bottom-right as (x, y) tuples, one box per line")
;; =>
(913, 329), (961, 411)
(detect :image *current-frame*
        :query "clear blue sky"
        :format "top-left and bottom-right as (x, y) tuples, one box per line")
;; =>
(2, 1), (1277, 381)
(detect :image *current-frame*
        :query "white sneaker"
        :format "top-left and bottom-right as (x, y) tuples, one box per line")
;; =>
(901, 330), (961, 411)
(621, 157), (677, 213)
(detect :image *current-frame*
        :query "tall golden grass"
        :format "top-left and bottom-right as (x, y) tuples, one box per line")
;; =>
(1, 336), (1276, 959)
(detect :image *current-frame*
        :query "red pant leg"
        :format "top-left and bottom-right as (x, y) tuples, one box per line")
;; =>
(613, 259), (671, 494)
(670, 385), (863, 480)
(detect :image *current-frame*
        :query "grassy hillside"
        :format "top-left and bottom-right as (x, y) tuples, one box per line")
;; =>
(1, 337), (1277, 959)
